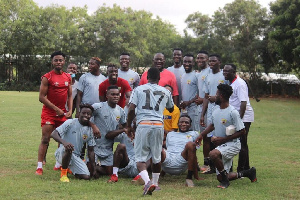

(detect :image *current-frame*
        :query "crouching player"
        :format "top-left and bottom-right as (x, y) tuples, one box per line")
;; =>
(51, 104), (96, 182)
(161, 115), (200, 187)
(196, 84), (256, 189)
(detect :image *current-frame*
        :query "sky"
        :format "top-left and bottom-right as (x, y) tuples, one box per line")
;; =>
(33, 0), (274, 35)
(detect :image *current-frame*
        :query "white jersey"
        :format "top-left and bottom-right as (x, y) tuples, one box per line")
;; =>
(181, 71), (199, 108)
(211, 105), (245, 137)
(229, 76), (254, 122)
(77, 72), (106, 104)
(118, 69), (140, 89)
(56, 119), (96, 157)
(129, 83), (174, 124)
(167, 65), (185, 102)
(166, 131), (199, 154)
(92, 102), (126, 157)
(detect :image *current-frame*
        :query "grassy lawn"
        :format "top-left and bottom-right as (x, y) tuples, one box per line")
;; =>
(0, 91), (299, 199)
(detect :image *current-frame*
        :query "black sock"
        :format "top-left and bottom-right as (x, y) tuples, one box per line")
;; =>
(204, 157), (209, 166)
(186, 170), (193, 179)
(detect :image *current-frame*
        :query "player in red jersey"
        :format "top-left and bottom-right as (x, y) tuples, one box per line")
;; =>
(35, 51), (72, 175)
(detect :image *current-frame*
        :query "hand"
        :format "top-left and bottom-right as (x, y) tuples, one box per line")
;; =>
(125, 127), (135, 141)
(64, 110), (72, 118)
(194, 96), (203, 105)
(92, 125), (101, 139)
(55, 108), (64, 116)
(63, 142), (74, 153)
(180, 101), (190, 109)
(208, 95), (216, 103)
(200, 116), (206, 127)
(211, 136), (226, 146)
(195, 135), (203, 146)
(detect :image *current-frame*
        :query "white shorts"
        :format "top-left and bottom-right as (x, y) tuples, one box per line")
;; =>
(118, 157), (139, 178)
(55, 146), (90, 175)
(162, 151), (188, 175)
(215, 139), (241, 175)
(134, 123), (164, 164)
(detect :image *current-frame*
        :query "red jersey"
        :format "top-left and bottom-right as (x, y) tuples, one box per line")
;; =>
(99, 78), (132, 108)
(139, 69), (179, 96)
(41, 70), (71, 116)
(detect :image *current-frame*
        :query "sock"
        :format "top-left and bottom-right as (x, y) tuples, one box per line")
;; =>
(61, 168), (68, 177)
(186, 170), (193, 180)
(204, 157), (209, 166)
(152, 173), (160, 186)
(55, 161), (61, 168)
(113, 167), (119, 176)
(220, 169), (229, 181)
(37, 162), (43, 169)
(140, 170), (150, 185)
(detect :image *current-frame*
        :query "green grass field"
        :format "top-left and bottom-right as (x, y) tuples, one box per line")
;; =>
(0, 91), (299, 199)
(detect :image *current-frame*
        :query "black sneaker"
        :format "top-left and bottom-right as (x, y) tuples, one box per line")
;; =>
(217, 180), (230, 189)
(248, 167), (257, 182)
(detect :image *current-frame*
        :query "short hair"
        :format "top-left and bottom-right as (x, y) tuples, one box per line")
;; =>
(197, 50), (209, 56)
(91, 57), (101, 66)
(217, 84), (233, 100)
(147, 67), (160, 81)
(225, 63), (237, 72)
(51, 51), (66, 59)
(164, 84), (173, 92)
(120, 52), (130, 57)
(79, 103), (94, 112)
(107, 85), (119, 92)
(209, 54), (221, 61)
(179, 114), (192, 124)
(173, 48), (183, 53)
(107, 63), (118, 70)
(183, 53), (194, 59)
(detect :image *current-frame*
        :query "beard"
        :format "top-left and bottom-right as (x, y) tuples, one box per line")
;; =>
(215, 98), (221, 105)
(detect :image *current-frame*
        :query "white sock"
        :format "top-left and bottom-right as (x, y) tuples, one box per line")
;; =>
(152, 173), (160, 186)
(37, 162), (43, 169)
(55, 161), (61, 168)
(140, 170), (150, 185)
(113, 167), (119, 176)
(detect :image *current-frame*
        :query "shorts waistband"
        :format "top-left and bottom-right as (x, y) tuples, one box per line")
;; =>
(139, 120), (163, 126)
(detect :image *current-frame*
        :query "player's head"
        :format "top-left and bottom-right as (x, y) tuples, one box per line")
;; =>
(120, 52), (130, 71)
(164, 84), (173, 95)
(178, 114), (192, 133)
(67, 63), (78, 76)
(51, 51), (66, 72)
(196, 50), (209, 69)
(78, 104), (94, 126)
(223, 64), (237, 82)
(216, 84), (233, 105)
(147, 67), (160, 83)
(89, 57), (101, 74)
(173, 48), (183, 65)
(107, 63), (118, 82)
(183, 53), (194, 73)
(153, 53), (165, 72)
(208, 54), (221, 71)
(106, 85), (120, 105)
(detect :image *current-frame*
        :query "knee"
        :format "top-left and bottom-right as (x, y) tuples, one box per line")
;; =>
(209, 150), (220, 161)
(41, 136), (50, 144)
(186, 142), (196, 150)
(116, 143), (126, 152)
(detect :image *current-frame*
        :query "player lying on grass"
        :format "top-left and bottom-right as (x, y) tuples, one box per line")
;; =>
(196, 84), (257, 189)
(161, 115), (200, 187)
(51, 104), (97, 182)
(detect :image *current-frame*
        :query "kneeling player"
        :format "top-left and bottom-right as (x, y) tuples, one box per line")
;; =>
(161, 115), (200, 187)
(51, 104), (96, 182)
(196, 84), (257, 189)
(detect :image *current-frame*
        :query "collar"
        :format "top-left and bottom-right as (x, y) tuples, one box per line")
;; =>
(231, 75), (238, 84)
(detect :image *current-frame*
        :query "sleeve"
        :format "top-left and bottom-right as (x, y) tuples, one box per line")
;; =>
(134, 73), (140, 88)
(56, 119), (73, 138)
(203, 75), (209, 94)
(166, 90), (174, 109)
(119, 107), (127, 125)
(123, 79), (132, 92)
(129, 88), (138, 106)
(77, 74), (85, 92)
(41, 72), (50, 81)
(98, 81), (106, 97)
(139, 72), (148, 85)
(231, 109), (245, 131)
(192, 131), (200, 141)
(171, 107), (180, 129)
(169, 73), (179, 96)
(236, 81), (249, 102)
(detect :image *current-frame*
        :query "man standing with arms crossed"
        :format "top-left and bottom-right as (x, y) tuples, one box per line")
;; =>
(127, 67), (174, 195)
(118, 52), (140, 90)
(36, 51), (72, 175)
(223, 64), (254, 172)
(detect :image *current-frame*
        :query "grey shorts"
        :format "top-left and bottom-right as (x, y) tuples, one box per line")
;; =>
(215, 139), (241, 175)
(118, 157), (139, 178)
(95, 153), (113, 166)
(134, 122), (164, 164)
(162, 151), (188, 175)
(187, 106), (200, 132)
(55, 146), (90, 175)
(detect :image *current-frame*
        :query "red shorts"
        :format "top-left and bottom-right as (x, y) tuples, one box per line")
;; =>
(41, 114), (67, 128)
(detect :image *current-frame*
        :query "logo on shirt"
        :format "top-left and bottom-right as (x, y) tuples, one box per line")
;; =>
(83, 134), (88, 140)
(54, 82), (59, 87)
(187, 80), (191, 84)
(164, 115), (171, 120)
(116, 116), (120, 122)
(129, 78), (134, 83)
(65, 82), (69, 86)
(186, 135), (192, 139)
(219, 80), (224, 84)
(221, 119), (227, 124)
(45, 121), (51, 125)
(202, 76), (205, 80)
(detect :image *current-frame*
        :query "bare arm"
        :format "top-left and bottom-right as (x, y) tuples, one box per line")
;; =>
(75, 90), (83, 118)
(239, 101), (247, 119)
(211, 128), (245, 146)
(87, 146), (96, 176)
(65, 83), (73, 118)
(51, 130), (74, 153)
(106, 124), (127, 140)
